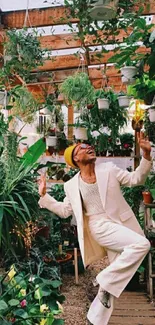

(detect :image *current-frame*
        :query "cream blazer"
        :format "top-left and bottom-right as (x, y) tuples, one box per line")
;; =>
(39, 157), (152, 268)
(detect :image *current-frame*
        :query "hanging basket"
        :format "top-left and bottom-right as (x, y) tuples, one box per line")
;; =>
(46, 136), (57, 147)
(97, 98), (109, 110)
(148, 108), (155, 122)
(121, 66), (138, 84)
(74, 127), (88, 140)
(118, 96), (131, 108)
(89, 0), (119, 21)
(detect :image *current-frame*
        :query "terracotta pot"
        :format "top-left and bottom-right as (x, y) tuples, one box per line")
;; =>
(87, 104), (94, 109)
(56, 253), (72, 264)
(142, 191), (152, 204)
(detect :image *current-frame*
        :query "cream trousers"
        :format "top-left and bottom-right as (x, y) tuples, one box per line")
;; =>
(87, 215), (150, 325)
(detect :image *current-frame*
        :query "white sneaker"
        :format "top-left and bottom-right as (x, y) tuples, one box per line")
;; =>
(98, 287), (111, 308)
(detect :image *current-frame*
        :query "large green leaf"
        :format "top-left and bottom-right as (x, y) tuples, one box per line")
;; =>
(1, 321), (12, 325)
(14, 309), (29, 319)
(14, 192), (30, 218)
(41, 286), (52, 297)
(51, 280), (62, 289)
(53, 320), (64, 325)
(8, 299), (20, 306)
(0, 300), (8, 311)
(22, 138), (46, 167)
(0, 206), (3, 223)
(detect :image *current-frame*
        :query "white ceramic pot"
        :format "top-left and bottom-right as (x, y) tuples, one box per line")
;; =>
(118, 96), (131, 108)
(74, 127), (88, 140)
(89, 0), (118, 21)
(148, 108), (155, 122)
(46, 136), (57, 147)
(97, 98), (109, 110)
(40, 107), (52, 115)
(121, 66), (138, 84)
(0, 91), (10, 106)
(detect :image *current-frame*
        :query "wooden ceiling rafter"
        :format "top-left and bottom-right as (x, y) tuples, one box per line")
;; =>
(0, 2), (154, 94)
(33, 46), (150, 72)
(1, 2), (155, 29)
(39, 28), (134, 51)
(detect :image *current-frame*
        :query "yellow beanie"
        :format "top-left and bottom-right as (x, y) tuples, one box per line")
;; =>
(64, 144), (78, 168)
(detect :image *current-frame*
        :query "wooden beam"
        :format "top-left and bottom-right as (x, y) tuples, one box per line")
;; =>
(35, 46), (150, 71)
(1, 7), (78, 29)
(36, 54), (86, 71)
(39, 28), (134, 51)
(39, 33), (81, 51)
(2, 3), (155, 29)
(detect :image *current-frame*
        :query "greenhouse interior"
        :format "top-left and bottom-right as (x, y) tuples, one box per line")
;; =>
(0, 0), (155, 324)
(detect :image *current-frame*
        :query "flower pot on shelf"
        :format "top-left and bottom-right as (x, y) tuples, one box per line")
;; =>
(118, 96), (131, 108)
(142, 191), (152, 204)
(121, 66), (138, 84)
(97, 98), (109, 110)
(74, 127), (88, 140)
(46, 136), (57, 147)
(148, 108), (155, 122)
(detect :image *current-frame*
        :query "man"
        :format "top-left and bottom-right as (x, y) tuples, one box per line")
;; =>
(38, 132), (152, 325)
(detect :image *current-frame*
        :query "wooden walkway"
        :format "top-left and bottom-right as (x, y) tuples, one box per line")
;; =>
(109, 291), (155, 325)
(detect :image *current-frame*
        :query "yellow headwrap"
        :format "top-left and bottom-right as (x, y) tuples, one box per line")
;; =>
(64, 144), (78, 168)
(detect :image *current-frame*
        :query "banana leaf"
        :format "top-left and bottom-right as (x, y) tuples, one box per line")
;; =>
(21, 138), (46, 167)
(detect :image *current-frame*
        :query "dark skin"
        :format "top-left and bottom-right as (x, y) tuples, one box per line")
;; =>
(39, 132), (152, 194)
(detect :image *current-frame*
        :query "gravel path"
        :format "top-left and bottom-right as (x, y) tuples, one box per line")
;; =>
(61, 257), (108, 324)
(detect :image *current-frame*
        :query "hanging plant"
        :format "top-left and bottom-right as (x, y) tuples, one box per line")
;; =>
(60, 72), (95, 109)
(10, 85), (39, 123)
(3, 28), (48, 81)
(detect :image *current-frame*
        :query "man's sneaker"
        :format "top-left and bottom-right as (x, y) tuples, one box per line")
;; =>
(92, 278), (99, 287)
(98, 288), (111, 308)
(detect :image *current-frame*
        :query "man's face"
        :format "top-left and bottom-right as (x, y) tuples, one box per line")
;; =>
(73, 143), (96, 166)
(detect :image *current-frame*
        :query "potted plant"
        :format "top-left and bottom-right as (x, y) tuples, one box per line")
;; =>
(95, 132), (109, 156)
(120, 133), (134, 156)
(118, 91), (131, 108)
(97, 97), (110, 110)
(74, 125), (88, 140)
(60, 72), (95, 109)
(142, 174), (155, 204)
(121, 63), (138, 84)
(10, 85), (39, 124)
(3, 28), (47, 82)
(40, 93), (57, 115)
(144, 110), (155, 144)
(148, 106), (155, 123)
(46, 128), (57, 147)
(89, 0), (119, 21)
(127, 74), (155, 105)
(56, 131), (69, 155)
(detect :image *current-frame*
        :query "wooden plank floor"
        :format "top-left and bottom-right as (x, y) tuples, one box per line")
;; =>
(109, 291), (155, 325)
